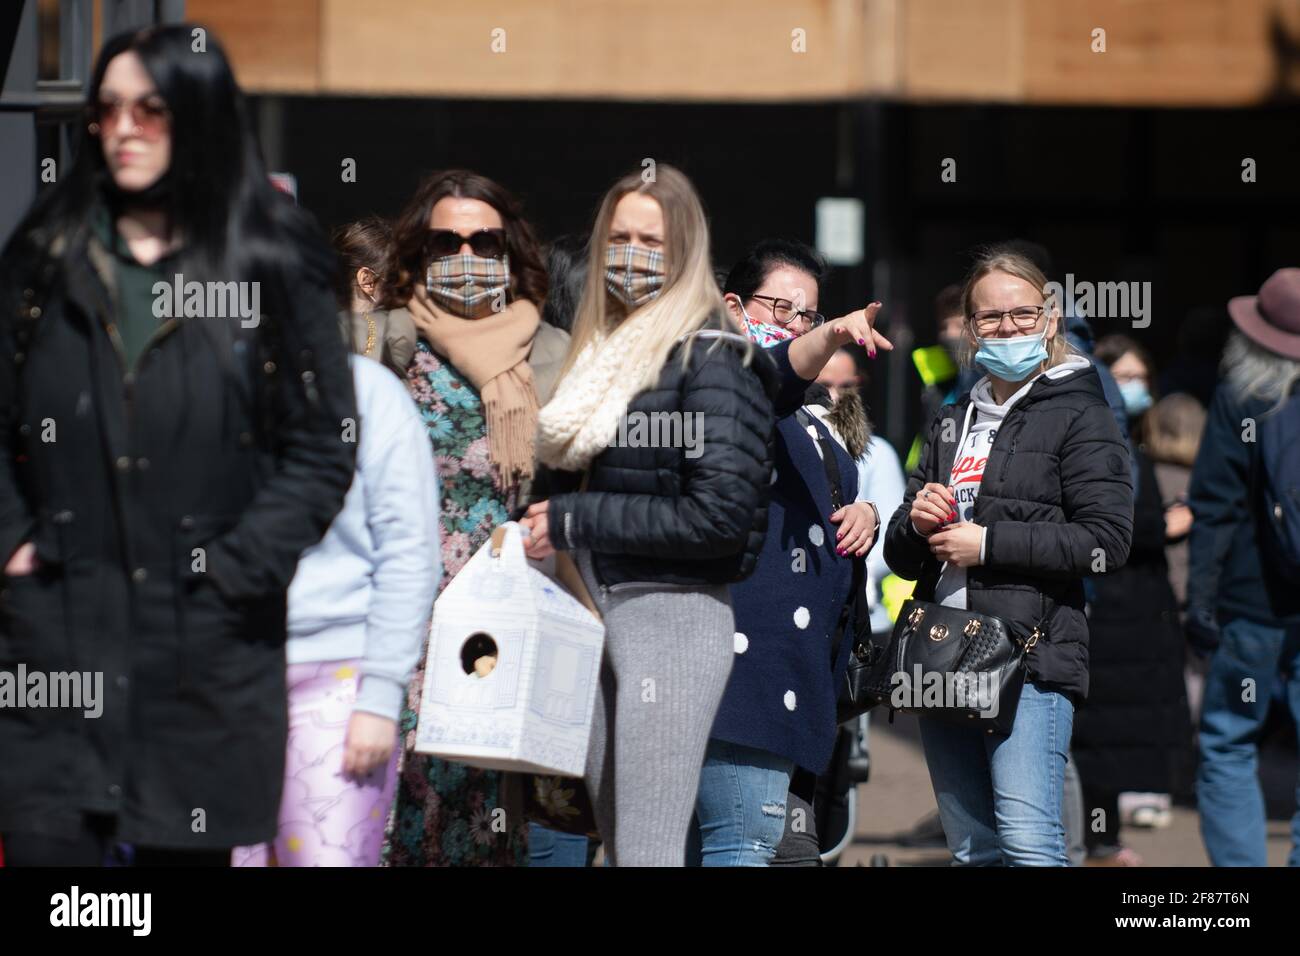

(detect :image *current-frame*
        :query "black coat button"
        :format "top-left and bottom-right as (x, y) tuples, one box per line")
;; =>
(116, 456), (131, 471)
(179, 515), (195, 531)
(131, 568), (148, 584)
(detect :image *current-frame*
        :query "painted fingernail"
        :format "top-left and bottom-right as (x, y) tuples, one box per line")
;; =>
(869, 350), (877, 359)
(857, 338), (865, 345)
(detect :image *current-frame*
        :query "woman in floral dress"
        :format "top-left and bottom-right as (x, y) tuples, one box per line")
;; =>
(380, 170), (567, 866)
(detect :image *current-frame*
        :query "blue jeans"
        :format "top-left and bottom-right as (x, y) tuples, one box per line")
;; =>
(1197, 616), (1300, 867)
(686, 739), (793, 867)
(526, 823), (591, 867)
(918, 681), (1074, 866)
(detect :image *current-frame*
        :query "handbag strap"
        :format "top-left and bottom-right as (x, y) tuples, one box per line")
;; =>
(795, 408), (846, 511)
(795, 408), (873, 670)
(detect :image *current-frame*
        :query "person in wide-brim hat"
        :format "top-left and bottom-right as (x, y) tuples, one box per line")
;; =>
(1227, 267), (1300, 360)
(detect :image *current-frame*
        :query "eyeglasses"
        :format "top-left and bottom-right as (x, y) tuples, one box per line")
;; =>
(424, 228), (508, 260)
(969, 305), (1045, 335)
(86, 96), (171, 140)
(748, 293), (826, 328)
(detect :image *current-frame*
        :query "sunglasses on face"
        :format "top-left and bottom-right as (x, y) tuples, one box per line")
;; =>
(423, 228), (508, 260)
(86, 95), (171, 140)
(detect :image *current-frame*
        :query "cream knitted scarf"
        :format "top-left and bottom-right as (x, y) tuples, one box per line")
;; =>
(535, 312), (659, 472)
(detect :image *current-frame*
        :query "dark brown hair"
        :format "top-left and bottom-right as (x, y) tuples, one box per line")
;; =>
(330, 216), (392, 311)
(1094, 333), (1155, 378)
(383, 169), (547, 309)
(934, 283), (964, 324)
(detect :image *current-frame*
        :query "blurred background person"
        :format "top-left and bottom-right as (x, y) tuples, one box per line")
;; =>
(1070, 335), (1195, 866)
(380, 169), (550, 867)
(905, 284), (965, 474)
(332, 215), (416, 377)
(1187, 268), (1300, 867)
(816, 352), (907, 865)
(521, 165), (779, 866)
(1144, 393), (1207, 729)
(0, 25), (356, 866)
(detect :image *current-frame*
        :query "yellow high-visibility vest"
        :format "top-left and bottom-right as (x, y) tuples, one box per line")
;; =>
(879, 573), (916, 623)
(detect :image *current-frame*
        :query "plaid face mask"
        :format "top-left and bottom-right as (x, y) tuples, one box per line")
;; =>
(605, 244), (665, 309)
(426, 252), (510, 318)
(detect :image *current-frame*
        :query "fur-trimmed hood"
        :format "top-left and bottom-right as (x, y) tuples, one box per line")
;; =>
(803, 382), (871, 460)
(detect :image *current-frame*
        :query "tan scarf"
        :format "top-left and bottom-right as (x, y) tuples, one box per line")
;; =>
(407, 286), (541, 482)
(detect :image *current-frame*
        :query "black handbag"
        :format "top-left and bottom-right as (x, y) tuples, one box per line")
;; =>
(844, 598), (1043, 736)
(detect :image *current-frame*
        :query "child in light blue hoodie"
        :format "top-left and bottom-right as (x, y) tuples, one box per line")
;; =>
(234, 354), (441, 866)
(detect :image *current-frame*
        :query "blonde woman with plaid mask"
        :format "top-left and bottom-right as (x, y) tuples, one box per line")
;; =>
(520, 165), (778, 866)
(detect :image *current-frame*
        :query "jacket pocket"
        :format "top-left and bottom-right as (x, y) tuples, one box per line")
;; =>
(0, 568), (70, 673)
(172, 514), (239, 689)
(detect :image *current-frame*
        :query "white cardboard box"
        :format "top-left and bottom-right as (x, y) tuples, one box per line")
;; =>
(413, 523), (604, 776)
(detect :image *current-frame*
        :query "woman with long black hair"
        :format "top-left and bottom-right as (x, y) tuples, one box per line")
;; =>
(0, 24), (356, 866)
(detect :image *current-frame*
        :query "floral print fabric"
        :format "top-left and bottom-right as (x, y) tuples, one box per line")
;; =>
(383, 340), (527, 866)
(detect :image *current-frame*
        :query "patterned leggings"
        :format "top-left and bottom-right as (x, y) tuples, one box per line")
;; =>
(232, 659), (400, 867)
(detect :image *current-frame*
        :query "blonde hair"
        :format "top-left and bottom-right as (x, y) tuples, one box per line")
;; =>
(560, 165), (743, 391)
(1142, 393), (1206, 467)
(958, 248), (1076, 371)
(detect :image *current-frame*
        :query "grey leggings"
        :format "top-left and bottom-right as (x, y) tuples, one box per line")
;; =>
(577, 551), (734, 866)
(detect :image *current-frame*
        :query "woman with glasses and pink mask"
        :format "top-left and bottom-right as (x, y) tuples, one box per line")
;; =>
(686, 239), (892, 866)
(378, 169), (568, 866)
(884, 246), (1133, 866)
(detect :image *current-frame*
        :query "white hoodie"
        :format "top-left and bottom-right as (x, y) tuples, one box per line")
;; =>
(935, 354), (1092, 609)
(286, 355), (442, 721)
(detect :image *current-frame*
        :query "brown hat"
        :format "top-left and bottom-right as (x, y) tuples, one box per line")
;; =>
(1228, 268), (1300, 360)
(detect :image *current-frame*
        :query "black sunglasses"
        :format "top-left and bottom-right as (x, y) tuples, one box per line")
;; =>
(424, 228), (508, 260)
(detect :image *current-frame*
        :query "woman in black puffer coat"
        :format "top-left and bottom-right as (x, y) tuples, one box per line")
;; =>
(885, 247), (1133, 867)
(519, 166), (775, 866)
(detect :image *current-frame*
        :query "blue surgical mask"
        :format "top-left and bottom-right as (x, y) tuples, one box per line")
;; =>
(977, 330), (1045, 382)
(974, 329), (1049, 382)
(1119, 379), (1152, 417)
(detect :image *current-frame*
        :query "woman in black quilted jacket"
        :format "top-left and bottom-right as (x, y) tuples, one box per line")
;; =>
(884, 246), (1133, 866)
(518, 165), (777, 866)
